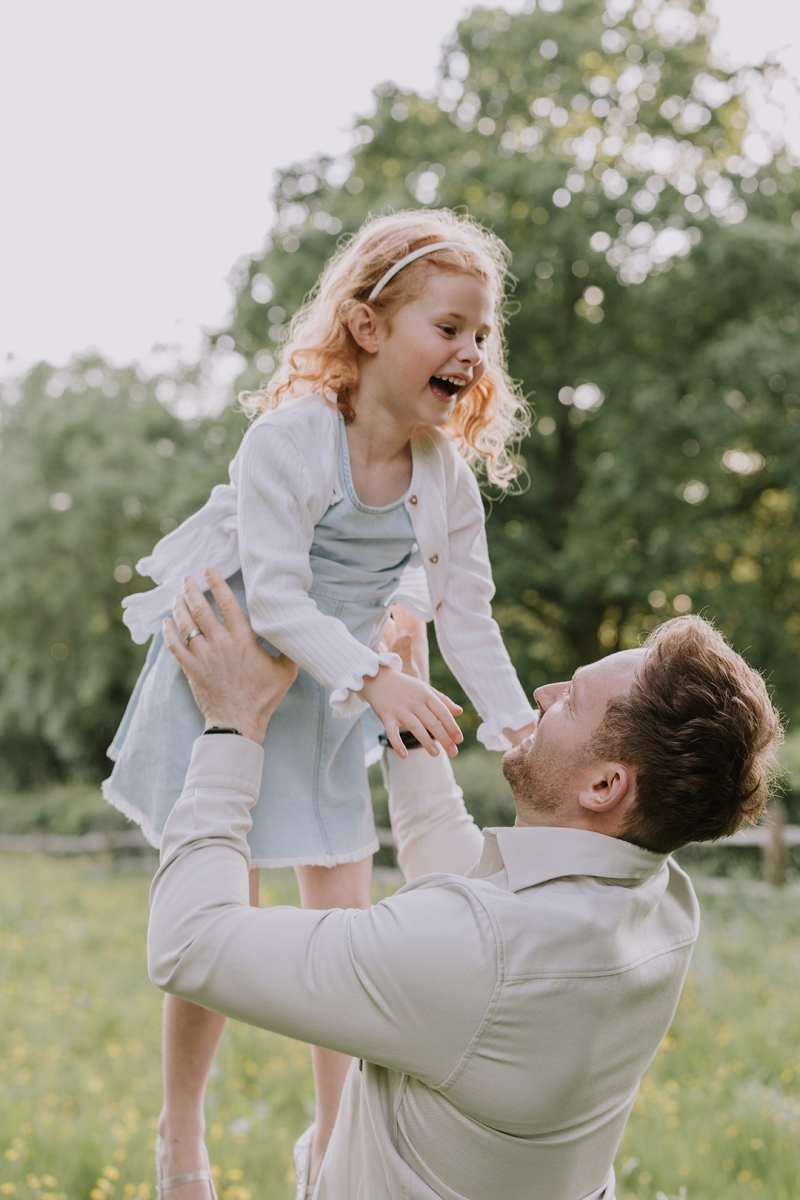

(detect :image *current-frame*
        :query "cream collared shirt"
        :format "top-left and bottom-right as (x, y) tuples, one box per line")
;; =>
(148, 737), (700, 1200)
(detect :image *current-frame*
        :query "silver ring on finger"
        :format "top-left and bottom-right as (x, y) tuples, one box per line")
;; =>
(185, 627), (203, 645)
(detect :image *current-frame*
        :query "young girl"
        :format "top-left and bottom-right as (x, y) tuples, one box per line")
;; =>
(105, 209), (539, 1197)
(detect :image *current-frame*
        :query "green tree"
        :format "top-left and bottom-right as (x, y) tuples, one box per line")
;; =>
(225, 0), (800, 722)
(0, 360), (246, 786)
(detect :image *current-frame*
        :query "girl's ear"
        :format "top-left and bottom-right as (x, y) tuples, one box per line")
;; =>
(346, 303), (381, 354)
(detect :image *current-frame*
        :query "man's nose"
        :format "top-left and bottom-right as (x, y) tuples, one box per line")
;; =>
(533, 682), (569, 713)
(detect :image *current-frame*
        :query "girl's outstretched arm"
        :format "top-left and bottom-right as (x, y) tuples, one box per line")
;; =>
(433, 455), (539, 750)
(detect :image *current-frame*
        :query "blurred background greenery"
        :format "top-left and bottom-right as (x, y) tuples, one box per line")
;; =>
(1, 0), (799, 824)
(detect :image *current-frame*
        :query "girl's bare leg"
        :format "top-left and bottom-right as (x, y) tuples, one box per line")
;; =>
(156, 869), (261, 1198)
(294, 857), (373, 1187)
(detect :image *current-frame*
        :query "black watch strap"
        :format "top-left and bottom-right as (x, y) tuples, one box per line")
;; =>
(202, 726), (243, 737)
(378, 729), (423, 751)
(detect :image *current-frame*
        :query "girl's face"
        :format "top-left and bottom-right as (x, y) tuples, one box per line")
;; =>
(363, 270), (494, 429)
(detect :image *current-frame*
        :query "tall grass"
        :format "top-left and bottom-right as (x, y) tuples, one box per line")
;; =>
(0, 857), (798, 1200)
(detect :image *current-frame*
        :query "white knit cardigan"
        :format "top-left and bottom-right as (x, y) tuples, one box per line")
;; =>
(122, 395), (536, 750)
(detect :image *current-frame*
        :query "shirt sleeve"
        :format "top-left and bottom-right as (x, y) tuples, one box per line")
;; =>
(237, 422), (399, 715)
(383, 748), (484, 881)
(147, 737), (499, 1086)
(434, 460), (537, 750)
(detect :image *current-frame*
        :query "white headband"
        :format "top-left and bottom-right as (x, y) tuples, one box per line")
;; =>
(368, 241), (468, 301)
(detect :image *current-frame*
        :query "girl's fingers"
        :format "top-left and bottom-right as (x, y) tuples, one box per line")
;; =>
(432, 688), (463, 717)
(402, 714), (440, 757)
(385, 722), (408, 759)
(426, 694), (463, 742)
(415, 706), (459, 757)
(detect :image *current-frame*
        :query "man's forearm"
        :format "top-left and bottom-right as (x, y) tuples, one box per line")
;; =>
(383, 748), (484, 881)
(147, 735), (263, 992)
(147, 734), (493, 1079)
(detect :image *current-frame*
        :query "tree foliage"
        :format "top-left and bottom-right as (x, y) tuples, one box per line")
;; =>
(226, 0), (800, 721)
(2, 0), (800, 783)
(0, 362), (246, 785)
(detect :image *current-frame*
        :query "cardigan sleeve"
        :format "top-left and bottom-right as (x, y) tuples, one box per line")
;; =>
(237, 422), (399, 716)
(433, 459), (537, 750)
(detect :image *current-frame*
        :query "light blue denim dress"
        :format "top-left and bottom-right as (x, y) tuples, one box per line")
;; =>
(103, 417), (415, 867)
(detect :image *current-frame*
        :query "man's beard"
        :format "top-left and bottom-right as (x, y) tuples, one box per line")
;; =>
(502, 735), (591, 819)
(502, 740), (563, 817)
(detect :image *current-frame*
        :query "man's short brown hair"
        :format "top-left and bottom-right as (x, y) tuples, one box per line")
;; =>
(594, 616), (782, 854)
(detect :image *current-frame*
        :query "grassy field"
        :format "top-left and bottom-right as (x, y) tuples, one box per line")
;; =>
(0, 856), (798, 1200)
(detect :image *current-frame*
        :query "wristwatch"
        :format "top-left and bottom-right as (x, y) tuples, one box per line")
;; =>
(378, 729), (423, 751)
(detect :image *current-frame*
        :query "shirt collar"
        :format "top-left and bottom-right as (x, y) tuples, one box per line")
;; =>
(472, 825), (668, 891)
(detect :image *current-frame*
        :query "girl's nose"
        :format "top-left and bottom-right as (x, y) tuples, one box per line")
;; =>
(457, 336), (483, 365)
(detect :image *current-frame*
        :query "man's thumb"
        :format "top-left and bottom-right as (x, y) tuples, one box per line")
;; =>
(394, 633), (416, 677)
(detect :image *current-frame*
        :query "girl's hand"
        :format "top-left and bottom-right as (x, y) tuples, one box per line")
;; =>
(360, 665), (463, 759)
(503, 716), (540, 746)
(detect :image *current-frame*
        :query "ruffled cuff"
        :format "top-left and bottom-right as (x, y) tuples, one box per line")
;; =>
(477, 707), (538, 752)
(328, 651), (403, 718)
(122, 585), (173, 646)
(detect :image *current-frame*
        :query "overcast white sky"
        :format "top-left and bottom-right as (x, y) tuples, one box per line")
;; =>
(0, 0), (798, 375)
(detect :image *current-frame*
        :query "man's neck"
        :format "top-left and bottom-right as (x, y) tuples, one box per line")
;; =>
(513, 808), (626, 839)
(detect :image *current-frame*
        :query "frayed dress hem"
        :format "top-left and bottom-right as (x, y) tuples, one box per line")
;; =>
(101, 778), (379, 869)
(251, 838), (380, 869)
(101, 778), (163, 850)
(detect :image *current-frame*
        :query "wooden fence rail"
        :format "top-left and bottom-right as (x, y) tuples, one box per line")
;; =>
(1, 808), (797, 884)
(0, 829), (155, 855)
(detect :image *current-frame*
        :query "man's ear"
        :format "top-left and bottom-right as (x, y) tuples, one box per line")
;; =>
(346, 303), (381, 354)
(577, 762), (631, 814)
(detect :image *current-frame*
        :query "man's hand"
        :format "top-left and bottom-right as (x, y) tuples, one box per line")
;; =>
(383, 604), (430, 682)
(163, 567), (297, 745)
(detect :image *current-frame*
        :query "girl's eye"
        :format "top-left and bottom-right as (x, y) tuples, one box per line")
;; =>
(439, 324), (456, 336)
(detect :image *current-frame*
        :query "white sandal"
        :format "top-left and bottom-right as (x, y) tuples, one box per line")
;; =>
(155, 1137), (219, 1200)
(292, 1125), (316, 1199)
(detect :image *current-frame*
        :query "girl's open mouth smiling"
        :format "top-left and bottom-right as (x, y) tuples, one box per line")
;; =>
(430, 375), (465, 400)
